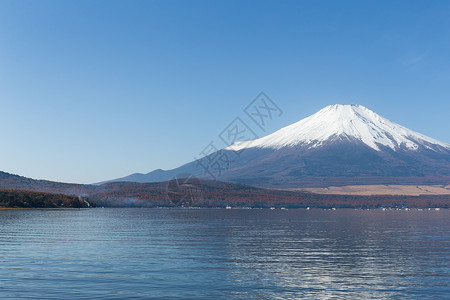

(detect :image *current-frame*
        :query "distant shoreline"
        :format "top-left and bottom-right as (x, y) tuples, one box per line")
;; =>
(0, 207), (85, 211)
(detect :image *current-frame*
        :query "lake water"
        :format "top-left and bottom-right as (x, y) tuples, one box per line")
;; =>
(0, 208), (449, 299)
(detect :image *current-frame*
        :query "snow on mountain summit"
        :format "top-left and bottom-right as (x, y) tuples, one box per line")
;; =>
(108, 103), (450, 186)
(229, 104), (449, 152)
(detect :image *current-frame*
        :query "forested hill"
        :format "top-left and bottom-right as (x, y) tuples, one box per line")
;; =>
(0, 171), (93, 195)
(1, 171), (449, 209)
(0, 189), (93, 208)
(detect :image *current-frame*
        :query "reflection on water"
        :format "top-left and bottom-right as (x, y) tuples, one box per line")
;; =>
(0, 208), (449, 299)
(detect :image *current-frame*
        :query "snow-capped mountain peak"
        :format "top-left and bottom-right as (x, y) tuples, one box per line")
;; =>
(229, 104), (449, 151)
(108, 103), (450, 187)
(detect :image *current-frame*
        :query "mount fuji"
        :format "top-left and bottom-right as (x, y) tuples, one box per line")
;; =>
(109, 104), (450, 188)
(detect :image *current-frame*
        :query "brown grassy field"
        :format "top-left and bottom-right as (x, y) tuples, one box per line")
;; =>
(290, 185), (450, 196)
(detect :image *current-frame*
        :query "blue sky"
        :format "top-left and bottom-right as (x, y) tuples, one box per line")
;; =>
(1, 0), (449, 184)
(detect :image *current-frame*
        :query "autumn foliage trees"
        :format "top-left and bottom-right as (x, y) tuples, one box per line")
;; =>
(0, 189), (93, 208)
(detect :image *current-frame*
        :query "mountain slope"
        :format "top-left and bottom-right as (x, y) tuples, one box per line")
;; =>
(107, 104), (450, 188)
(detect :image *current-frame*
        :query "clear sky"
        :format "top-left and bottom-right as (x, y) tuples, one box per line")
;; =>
(1, 0), (449, 184)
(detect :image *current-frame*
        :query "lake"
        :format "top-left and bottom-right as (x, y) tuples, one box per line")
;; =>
(0, 208), (449, 299)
